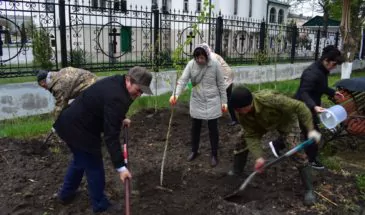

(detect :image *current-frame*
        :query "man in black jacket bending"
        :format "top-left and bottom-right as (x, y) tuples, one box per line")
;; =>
(54, 66), (153, 213)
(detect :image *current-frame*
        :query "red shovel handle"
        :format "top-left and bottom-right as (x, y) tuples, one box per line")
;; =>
(125, 178), (131, 215)
(123, 127), (131, 215)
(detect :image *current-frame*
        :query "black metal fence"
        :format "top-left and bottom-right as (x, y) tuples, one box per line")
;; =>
(0, 0), (342, 78)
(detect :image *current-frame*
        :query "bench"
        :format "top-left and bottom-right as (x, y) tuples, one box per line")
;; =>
(336, 89), (365, 135)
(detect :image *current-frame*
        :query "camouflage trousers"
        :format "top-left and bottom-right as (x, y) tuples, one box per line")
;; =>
(234, 119), (309, 168)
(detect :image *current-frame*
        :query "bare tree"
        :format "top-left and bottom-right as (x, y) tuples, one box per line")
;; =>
(289, 0), (333, 36)
(340, 0), (365, 78)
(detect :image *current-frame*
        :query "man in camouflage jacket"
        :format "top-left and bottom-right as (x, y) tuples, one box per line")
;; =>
(229, 86), (321, 206)
(37, 67), (97, 119)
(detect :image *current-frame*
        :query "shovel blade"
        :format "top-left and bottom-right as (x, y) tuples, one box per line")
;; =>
(224, 171), (257, 200)
(223, 190), (241, 200)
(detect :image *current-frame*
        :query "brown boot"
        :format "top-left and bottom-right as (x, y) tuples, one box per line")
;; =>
(210, 156), (218, 167)
(187, 152), (199, 162)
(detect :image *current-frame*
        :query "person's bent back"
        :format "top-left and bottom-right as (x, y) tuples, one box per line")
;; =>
(37, 67), (97, 119)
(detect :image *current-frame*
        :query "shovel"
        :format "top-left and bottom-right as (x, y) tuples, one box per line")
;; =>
(43, 129), (55, 145)
(224, 138), (314, 200)
(123, 126), (131, 215)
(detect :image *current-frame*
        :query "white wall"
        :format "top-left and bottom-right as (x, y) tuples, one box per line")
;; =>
(3, 60), (365, 120)
(252, 0), (266, 20)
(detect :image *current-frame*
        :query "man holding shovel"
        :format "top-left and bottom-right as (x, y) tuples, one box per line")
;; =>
(228, 86), (321, 206)
(53, 67), (153, 213)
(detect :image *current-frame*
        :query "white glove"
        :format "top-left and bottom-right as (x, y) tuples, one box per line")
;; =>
(51, 127), (56, 133)
(308, 130), (321, 143)
(117, 166), (132, 183)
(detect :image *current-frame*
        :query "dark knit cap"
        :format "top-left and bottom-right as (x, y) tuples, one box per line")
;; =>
(36, 70), (49, 82)
(230, 86), (253, 108)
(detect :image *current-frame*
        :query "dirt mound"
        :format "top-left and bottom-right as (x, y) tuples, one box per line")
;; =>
(0, 104), (363, 214)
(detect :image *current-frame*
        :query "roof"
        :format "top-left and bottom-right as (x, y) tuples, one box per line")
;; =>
(268, 0), (290, 7)
(302, 16), (340, 27)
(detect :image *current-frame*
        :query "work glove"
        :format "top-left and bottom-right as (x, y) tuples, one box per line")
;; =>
(51, 127), (56, 133)
(254, 157), (265, 173)
(118, 166), (132, 183)
(308, 130), (321, 144)
(169, 95), (178, 105)
(221, 104), (228, 113)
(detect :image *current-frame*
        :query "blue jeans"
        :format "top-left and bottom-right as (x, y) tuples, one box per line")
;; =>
(59, 145), (110, 212)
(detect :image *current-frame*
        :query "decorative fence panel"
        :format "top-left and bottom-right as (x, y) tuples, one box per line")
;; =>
(0, 0), (343, 78)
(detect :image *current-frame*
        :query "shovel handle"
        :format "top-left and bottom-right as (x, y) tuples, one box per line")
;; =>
(123, 126), (131, 215)
(43, 130), (54, 145)
(227, 138), (315, 198)
(125, 178), (131, 215)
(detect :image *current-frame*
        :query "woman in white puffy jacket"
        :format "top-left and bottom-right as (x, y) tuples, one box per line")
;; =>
(169, 44), (227, 167)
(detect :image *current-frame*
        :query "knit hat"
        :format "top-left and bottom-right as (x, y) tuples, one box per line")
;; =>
(128, 66), (153, 95)
(230, 86), (253, 108)
(36, 70), (49, 82)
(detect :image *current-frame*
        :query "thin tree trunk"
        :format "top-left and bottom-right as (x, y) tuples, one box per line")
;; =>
(340, 0), (356, 79)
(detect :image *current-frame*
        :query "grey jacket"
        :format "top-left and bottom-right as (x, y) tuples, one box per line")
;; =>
(175, 45), (227, 120)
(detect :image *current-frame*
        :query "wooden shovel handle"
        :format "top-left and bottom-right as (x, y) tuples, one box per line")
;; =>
(125, 178), (131, 215)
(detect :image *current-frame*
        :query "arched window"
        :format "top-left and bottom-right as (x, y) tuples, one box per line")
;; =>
(197, 0), (202, 12)
(183, 0), (189, 12)
(269, 7), (276, 23)
(278, 9), (284, 24)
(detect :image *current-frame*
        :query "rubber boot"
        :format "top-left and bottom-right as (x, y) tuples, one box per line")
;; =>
(227, 150), (248, 176)
(299, 165), (316, 206)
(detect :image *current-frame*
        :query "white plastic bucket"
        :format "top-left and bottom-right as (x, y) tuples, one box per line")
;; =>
(319, 105), (348, 129)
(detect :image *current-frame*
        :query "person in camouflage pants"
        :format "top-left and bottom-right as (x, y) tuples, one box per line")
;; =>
(229, 86), (322, 206)
(37, 67), (97, 119)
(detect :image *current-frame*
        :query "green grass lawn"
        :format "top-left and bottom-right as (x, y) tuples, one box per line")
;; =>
(1, 69), (365, 139)
(0, 114), (54, 139)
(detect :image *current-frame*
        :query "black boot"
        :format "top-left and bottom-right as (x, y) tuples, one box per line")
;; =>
(227, 150), (248, 176)
(299, 165), (316, 206)
(187, 152), (200, 161)
(210, 156), (218, 167)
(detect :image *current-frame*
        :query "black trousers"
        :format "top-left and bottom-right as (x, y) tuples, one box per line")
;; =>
(301, 114), (320, 162)
(191, 118), (219, 157)
(273, 114), (319, 162)
(226, 83), (238, 122)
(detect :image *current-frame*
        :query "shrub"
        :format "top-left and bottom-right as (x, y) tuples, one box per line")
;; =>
(68, 49), (88, 67)
(32, 27), (53, 70)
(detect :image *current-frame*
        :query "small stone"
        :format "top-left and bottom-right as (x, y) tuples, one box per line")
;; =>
(23, 192), (33, 198)
(131, 190), (140, 196)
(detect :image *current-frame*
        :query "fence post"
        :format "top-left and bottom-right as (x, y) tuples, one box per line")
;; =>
(214, 14), (223, 55)
(59, 0), (67, 68)
(259, 21), (266, 52)
(361, 28), (365, 59)
(335, 31), (340, 48)
(314, 28), (321, 61)
(153, 9), (159, 72)
(290, 25), (297, 64)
